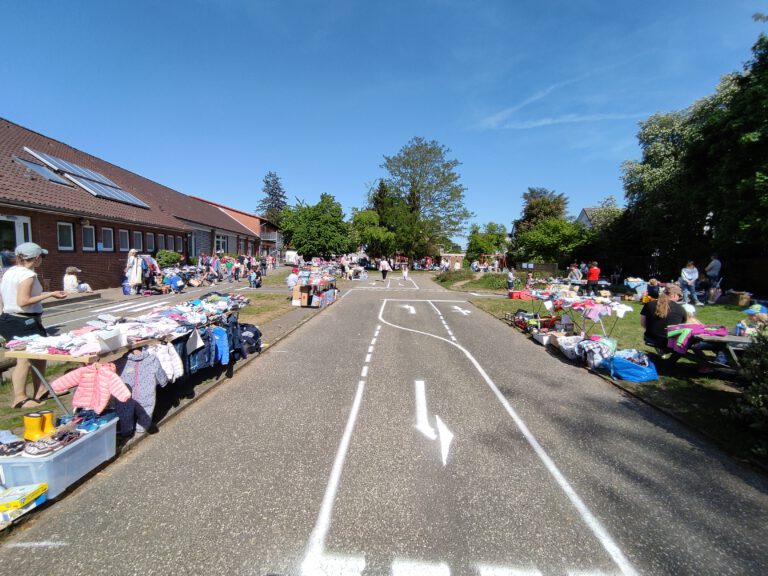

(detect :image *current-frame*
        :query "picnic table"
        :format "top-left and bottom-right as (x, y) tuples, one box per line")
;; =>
(692, 333), (752, 371)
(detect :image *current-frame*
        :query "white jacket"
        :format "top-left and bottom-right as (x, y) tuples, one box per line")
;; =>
(151, 342), (185, 383)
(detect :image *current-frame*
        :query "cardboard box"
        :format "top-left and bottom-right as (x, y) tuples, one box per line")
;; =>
(727, 291), (752, 307)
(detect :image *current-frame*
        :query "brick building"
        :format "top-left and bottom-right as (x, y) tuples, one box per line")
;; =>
(0, 118), (260, 289)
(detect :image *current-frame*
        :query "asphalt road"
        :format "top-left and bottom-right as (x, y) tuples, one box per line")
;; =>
(2, 275), (767, 575)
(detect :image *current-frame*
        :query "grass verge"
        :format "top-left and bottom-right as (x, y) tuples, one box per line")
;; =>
(471, 296), (766, 465)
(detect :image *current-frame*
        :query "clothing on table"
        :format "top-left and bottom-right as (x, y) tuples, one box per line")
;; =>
(666, 323), (729, 354)
(151, 342), (185, 383)
(51, 362), (132, 414)
(114, 349), (169, 436)
(211, 326), (230, 365)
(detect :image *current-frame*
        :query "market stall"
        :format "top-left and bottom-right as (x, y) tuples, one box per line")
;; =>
(291, 269), (338, 308)
(0, 291), (252, 524)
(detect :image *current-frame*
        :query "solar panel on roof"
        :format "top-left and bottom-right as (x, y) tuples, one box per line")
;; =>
(14, 157), (72, 186)
(64, 174), (150, 209)
(22, 146), (149, 209)
(23, 147), (119, 187)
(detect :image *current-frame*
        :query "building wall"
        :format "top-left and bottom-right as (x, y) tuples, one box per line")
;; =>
(2, 207), (185, 290)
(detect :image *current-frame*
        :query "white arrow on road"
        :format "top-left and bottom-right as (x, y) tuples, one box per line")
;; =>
(452, 305), (471, 316)
(401, 304), (416, 315)
(414, 380), (454, 466)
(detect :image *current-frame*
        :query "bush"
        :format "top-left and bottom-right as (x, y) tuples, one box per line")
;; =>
(156, 250), (181, 268)
(731, 328), (768, 455)
(435, 269), (475, 286)
(473, 273), (509, 290)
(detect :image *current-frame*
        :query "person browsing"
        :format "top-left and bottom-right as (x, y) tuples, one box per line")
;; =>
(0, 242), (68, 409)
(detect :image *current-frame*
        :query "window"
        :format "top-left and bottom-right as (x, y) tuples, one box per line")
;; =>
(167, 235), (174, 251)
(101, 227), (114, 251)
(158, 233), (165, 250)
(82, 225), (96, 251)
(57, 222), (74, 251)
(146, 232), (155, 253)
(176, 236), (183, 253)
(119, 229), (130, 252)
(215, 234), (228, 254)
(133, 231), (143, 252)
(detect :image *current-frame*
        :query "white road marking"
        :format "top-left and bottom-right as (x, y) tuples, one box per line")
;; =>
(401, 304), (416, 315)
(370, 338), (377, 345)
(365, 354), (372, 363)
(301, 380), (367, 575)
(378, 300), (638, 576)
(367, 346), (374, 353)
(435, 415), (454, 466)
(6, 541), (69, 548)
(452, 305), (471, 315)
(414, 380), (437, 440)
(361, 366), (368, 378)
(392, 558), (450, 576)
(477, 565), (543, 576)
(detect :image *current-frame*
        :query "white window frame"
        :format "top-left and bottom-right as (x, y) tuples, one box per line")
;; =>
(146, 232), (155, 253)
(81, 225), (96, 252)
(119, 229), (130, 252)
(176, 235), (183, 253)
(157, 233), (165, 251)
(101, 227), (114, 252)
(133, 231), (143, 252)
(167, 235), (174, 252)
(215, 234), (228, 254)
(57, 222), (74, 251)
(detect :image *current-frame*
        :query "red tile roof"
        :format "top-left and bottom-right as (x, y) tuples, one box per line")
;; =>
(191, 196), (263, 236)
(0, 118), (255, 237)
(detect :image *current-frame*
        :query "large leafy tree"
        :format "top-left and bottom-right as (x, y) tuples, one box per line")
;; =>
(279, 194), (350, 258)
(512, 187), (568, 235)
(256, 171), (288, 226)
(514, 218), (588, 265)
(350, 209), (396, 258)
(465, 222), (509, 262)
(381, 137), (473, 257)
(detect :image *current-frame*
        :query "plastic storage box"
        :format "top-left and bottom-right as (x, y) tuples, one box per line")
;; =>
(0, 418), (117, 499)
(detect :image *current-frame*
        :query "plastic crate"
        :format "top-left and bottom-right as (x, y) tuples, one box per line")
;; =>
(0, 419), (117, 499)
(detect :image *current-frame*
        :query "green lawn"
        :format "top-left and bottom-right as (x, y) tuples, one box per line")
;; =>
(470, 296), (765, 464)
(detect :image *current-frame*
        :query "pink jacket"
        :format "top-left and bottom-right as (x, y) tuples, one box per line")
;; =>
(52, 363), (131, 414)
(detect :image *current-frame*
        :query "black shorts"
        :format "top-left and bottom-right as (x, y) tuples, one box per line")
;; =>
(0, 313), (47, 340)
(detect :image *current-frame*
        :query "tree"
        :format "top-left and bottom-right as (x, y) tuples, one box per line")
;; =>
(514, 218), (588, 265)
(256, 171), (288, 226)
(350, 209), (396, 258)
(381, 137), (473, 257)
(279, 194), (350, 258)
(512, 187), (568, 235)
(465, 222), (509, 262)
(588, 196), (623, 231)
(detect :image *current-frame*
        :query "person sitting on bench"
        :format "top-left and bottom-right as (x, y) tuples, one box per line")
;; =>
(640, 284), (692, 351)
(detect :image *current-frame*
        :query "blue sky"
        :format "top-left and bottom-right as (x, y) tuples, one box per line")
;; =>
(1, 0), (763, 243)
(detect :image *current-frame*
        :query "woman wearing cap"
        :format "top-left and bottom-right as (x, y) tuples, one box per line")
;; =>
(63, 266), (93, 293)
(0, 242), (68, 409)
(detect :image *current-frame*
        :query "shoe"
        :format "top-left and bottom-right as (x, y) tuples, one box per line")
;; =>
(52, 429), (81, 447)
(22, 437), (61, 458)
(0, 441), (25, 458)
(76, 420), (99, 434)
(695, 301), (704, 306)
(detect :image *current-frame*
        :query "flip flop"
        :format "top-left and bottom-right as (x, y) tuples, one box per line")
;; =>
(34, 391), (50, 402)
(13, 397), (41, 409)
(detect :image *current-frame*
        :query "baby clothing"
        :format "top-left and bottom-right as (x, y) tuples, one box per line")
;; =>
(114, 349), (168, 436)
(51, 363), (131, 414)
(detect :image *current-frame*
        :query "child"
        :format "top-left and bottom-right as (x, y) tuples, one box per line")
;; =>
(63, 266), (92, 293)
(525, 272), (535, 290)
(249, 267), (262, 288)
(735, 305), (768, 336)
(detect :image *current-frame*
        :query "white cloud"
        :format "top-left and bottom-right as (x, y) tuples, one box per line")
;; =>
(500, 112), (645, 130)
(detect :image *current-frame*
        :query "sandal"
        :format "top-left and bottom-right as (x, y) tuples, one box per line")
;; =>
(34, 391), (50, 402)
(13, 397), (42, 409)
